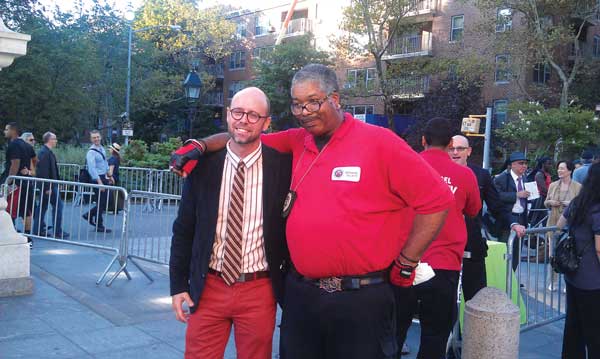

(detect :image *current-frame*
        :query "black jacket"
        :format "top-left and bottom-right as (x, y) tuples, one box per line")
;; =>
(169, 145), (292, 312)
(465, 164), (507, 258)
(493, 170), (528, 226)
(36, 145), (59, 180)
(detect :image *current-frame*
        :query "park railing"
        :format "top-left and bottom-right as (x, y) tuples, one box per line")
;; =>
(507, 226), (566, 332)
(4, 175), (150, 286)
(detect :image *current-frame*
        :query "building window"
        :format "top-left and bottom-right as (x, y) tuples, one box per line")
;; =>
(532, 63), (551, 84)
(594, 35), (600, 58)
(493, 100), (508, 126)
(450, 15), (464, 42)
(447, 64), (458, 82)
(495, 54), (511, 83)
(229, 51), (246, 70)
(236, 22), (247, 38)
(346, 68), (377, 90)
(228, 81), (244, 99)
(346, 105), (374, 122)
(496, 8), (512, 32)
(255, 15), (270, 36)
(252, 46), (273, 60)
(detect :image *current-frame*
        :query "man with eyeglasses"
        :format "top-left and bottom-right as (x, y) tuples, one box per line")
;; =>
(449, 135), (525, 301)
(494, 152), (531, 270)
(170, 87), (292, 358)
(170, 64), (454, 358)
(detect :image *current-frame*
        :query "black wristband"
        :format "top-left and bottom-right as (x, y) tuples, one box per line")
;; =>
(400, 251), (419, 264)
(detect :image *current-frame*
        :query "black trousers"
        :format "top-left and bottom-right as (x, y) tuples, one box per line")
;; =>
(87, 176), (109, 226)
(499, 213), (527, 271)
(395, 269), (460, 359)
(280, 271), (398, 359)
(462, 258), (487, 302)
(562, 282), (600, 359)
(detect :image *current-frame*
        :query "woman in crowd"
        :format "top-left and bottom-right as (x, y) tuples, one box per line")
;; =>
(107, 143), (120, 186)
(545, 160), (581, 291)
(556, 162), (600, 358)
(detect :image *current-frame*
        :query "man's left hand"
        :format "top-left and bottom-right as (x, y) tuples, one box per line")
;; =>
(390, 260), (417, 287)
(511, 224), (526, 237)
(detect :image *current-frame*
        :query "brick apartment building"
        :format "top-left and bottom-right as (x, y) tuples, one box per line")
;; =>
(205, 0), (600, 129)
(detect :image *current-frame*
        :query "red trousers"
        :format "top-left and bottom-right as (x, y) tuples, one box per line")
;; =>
(185, 274), (276, 359)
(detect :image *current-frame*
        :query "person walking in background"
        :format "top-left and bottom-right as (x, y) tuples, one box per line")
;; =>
(555, 162), (600, 358)
(82, 130), (111, 233)
(528, 157), (552, 227)
(545, 160), (581, 291)
(107, 143), (121, 186)
(2, 122), (37, 245)
(573, 150), (594, 184)
(33, 132), (69, 239)
(494, 152), (530, 271)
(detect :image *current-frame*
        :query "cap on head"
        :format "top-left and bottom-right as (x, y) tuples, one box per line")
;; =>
(509, 152), (527, 163)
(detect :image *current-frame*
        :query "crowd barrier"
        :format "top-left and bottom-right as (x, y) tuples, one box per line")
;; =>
(507, 226), (566, 332)
(126, 190), (180, 272)
(118, 166), (183, 196)
(4, 175), (139, 286)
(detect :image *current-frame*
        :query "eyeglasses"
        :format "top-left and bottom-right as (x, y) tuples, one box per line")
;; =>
(28, 139), (35, 144)
(448, 146), (468, 153)
(290, 95), (331, 116)
(229, 108), (269, 124)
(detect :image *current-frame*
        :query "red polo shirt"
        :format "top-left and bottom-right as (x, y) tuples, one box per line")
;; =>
(262, 113), (454, 278)
(419, 148), (481, 271)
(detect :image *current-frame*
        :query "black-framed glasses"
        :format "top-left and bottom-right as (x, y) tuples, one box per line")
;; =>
(228, 108), (269, 124)
(290, 95), (331, 116)
(28, 139), (35, 144)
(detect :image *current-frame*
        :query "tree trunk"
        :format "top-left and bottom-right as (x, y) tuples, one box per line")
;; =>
(385, 97), (396, 134)
(560, 81), (569, 109)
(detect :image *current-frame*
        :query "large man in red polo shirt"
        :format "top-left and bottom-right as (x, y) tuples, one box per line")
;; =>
(170, 64), (454, 359)
(395, 118), (481, 358)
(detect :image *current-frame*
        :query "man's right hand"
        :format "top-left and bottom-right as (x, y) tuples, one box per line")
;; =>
(517, 190), (530, 198)
(172, 292), (195, 323)
(169, 140), (205, 177)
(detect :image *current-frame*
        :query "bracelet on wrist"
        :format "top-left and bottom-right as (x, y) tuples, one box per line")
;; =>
(400, 251), (419, 264)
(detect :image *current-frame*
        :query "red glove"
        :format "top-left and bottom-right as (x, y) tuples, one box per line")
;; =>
(389, 259), (417, 287)
(170, 140), (205, 177)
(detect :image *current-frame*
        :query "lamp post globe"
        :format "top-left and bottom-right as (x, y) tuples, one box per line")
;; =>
(183, 70), (202, 138)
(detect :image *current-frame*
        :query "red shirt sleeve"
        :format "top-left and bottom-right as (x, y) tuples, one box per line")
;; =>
(261, 131), (292, 153)
(463, 170), (482, 217)
(385, 136), (454, 214)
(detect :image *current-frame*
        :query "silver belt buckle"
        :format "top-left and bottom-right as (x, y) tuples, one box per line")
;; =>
(319, 277), (342, 293)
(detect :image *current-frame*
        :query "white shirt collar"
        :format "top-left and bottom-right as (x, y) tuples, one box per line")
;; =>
(226, 141), (262, 168)
(510, 169), (522, 181)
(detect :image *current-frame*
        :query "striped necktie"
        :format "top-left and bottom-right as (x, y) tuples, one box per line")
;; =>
(221, 161), (245, 285)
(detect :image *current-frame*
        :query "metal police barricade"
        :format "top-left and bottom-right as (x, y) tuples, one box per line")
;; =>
(57, 163), (81, 182)
(126, 190), (179, 275)
(119, 166), (161, 193)
(155, 169), (184, 196)
(6, 175), (137, 286)
(506, 226), (566, 332)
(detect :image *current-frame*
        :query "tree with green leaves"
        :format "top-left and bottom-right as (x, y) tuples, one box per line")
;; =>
(250, 35), (331, 130)
(474, 0), (600, 108)
(496, 102), (600, 158)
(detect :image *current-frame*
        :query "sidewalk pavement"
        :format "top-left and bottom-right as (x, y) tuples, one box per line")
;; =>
(0, 240), (563, 358)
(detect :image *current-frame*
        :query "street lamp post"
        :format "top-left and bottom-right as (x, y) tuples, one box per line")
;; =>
(123, 14), (181, 145)
(183, 70), (203, 139)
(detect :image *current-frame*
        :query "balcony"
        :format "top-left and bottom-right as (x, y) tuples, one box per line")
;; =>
(204, 91), (224, 106)
(382, 32), (432, 60)
(405, 0), (436, 16)
(387, 75), (430, 99)
(282, 18), (313, 38)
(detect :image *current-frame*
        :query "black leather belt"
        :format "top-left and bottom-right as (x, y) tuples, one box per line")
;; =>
(207, 268), (270, 282)
(292, 267), (388, 293)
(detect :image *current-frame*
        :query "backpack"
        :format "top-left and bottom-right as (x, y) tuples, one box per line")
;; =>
(79, 148), (106, 183)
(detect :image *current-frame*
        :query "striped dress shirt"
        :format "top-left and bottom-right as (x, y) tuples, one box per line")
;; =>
(209, 142), (268, 273)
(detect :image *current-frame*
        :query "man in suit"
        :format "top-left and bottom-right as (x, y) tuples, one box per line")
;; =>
(494, 152), (530, 271)
(33, 132), (69, 239)
(450, 136), (525, 300)
(169, 87), (292, 359)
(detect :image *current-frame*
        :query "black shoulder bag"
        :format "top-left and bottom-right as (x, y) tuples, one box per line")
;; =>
(551, 223), (593, 274)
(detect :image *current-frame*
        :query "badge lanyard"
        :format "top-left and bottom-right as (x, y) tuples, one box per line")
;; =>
(282, 143), (330, 218)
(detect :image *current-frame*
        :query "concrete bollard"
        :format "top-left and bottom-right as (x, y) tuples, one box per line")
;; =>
(0, 185), (33, 297)
(462, 287), (520, 359)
